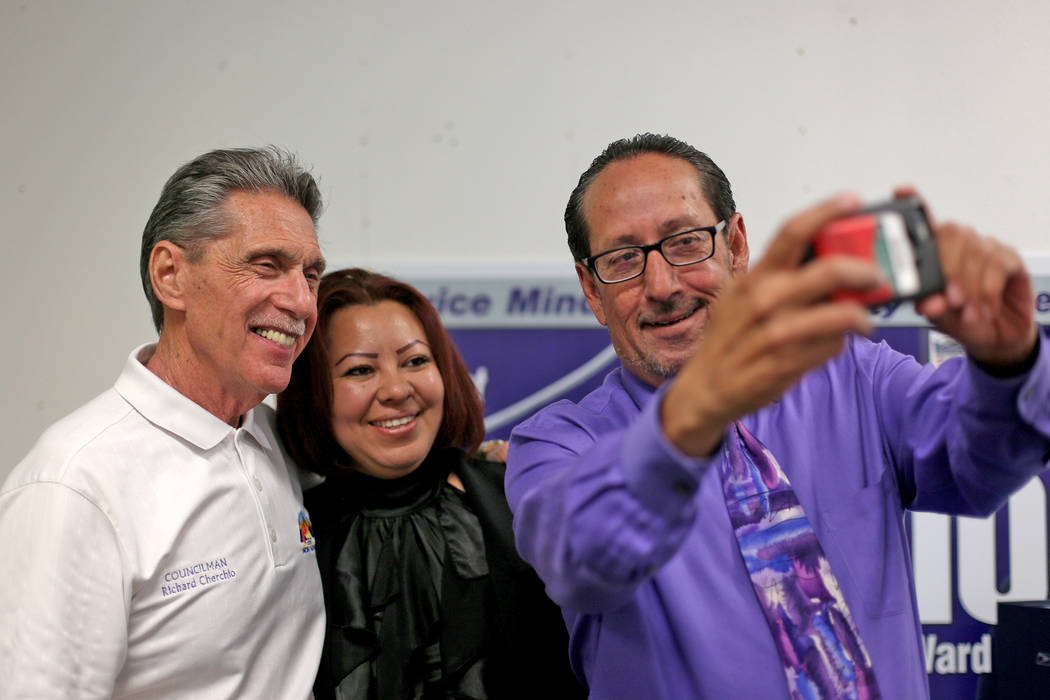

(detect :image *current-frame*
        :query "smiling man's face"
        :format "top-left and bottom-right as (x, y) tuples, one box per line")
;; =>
(178, 189), (324, 409)
(576, 152), (749, 387)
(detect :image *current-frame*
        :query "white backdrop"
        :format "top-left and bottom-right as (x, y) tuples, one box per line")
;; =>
(2, 0), (1049, 478)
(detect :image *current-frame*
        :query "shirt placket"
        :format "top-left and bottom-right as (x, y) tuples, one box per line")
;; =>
(233, 430), (284, 568)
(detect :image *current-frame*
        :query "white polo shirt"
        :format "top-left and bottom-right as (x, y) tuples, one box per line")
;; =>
(0, 345), (325, 698)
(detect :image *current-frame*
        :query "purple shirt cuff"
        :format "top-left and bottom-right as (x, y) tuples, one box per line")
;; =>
(618, 381), (721, 512)
(968, 333), (1050, 439)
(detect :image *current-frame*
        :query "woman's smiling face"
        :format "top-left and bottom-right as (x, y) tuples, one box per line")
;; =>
(327, 300), (445, 479)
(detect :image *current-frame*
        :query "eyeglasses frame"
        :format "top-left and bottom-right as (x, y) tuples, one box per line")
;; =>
(580, 220), (728, 284)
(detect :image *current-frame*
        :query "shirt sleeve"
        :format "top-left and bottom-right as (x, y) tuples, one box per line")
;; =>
(0, 481), (129, 698)
(505, 384), (717, 613)
(869, 332), (1050, 516)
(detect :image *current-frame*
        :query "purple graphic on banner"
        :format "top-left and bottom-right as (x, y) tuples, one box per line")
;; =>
(449, 328), (617, 439)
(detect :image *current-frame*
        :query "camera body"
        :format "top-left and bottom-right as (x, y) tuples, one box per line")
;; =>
(810, 197), (944, 306)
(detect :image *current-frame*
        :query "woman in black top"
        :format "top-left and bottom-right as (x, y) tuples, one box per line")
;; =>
(277, 268), (583, 700)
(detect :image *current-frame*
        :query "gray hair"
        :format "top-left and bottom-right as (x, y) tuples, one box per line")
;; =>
(139, 146), (323, 331)
(565, 133), (736, 261)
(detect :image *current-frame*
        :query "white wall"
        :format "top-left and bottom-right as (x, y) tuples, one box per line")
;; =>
(2, 0), (1049, 478)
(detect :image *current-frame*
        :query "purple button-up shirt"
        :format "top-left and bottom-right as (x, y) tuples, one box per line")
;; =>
(506, 336), (1050, 699)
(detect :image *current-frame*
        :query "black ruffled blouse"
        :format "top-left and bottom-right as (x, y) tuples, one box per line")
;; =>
(309, 451), (498, 700)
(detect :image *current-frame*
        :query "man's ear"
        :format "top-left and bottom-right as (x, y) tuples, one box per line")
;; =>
(575, 262), (607, 326)
(148, 241), (190, 314)
(727, 213), (750, 276)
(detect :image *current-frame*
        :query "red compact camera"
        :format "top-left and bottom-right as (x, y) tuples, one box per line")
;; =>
(809, 197), (944, 306)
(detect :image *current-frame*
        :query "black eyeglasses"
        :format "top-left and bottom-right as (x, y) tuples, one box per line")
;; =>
(580, 221), (727, 284)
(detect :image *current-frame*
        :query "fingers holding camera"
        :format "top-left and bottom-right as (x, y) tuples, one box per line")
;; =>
(892, 185), (932, 219)
(665, 291), (872, 457)
(755, 192), (862, 273)
(916, 221), (1037, 367)
(663, 246), (882, 457)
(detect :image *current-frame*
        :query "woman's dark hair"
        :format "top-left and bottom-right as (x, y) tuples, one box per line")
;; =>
(277, 267), (484, 475)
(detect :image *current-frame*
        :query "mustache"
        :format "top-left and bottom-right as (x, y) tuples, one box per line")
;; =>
(637, 298), (707, 326)
(249, 316), (307, 337)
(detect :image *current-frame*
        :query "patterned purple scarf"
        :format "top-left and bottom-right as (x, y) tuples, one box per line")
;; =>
(721, 421), (881, 699)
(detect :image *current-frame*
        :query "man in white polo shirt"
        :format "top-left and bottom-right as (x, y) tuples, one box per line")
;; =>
(0, 147), (327, 698)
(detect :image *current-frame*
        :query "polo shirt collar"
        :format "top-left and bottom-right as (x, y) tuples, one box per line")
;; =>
(114, 343), (274, 452)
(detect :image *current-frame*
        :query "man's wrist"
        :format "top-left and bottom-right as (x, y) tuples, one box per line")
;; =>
(660, 381), (726, 457)
(971, 331), (1042, 378)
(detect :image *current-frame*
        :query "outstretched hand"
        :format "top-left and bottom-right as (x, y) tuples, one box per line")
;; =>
(662, 193), (884, 457)
(888, 185), (1037, 367)
(916, 238), (1035, 370)
(477, 439), (510, 463)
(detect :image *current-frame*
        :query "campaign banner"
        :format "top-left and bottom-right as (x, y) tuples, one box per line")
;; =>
(411, 273), (1050, 329)
(403, 271), (1050, 699)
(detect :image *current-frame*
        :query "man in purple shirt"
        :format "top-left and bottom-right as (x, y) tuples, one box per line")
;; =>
(505, 133), (1050, 698)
